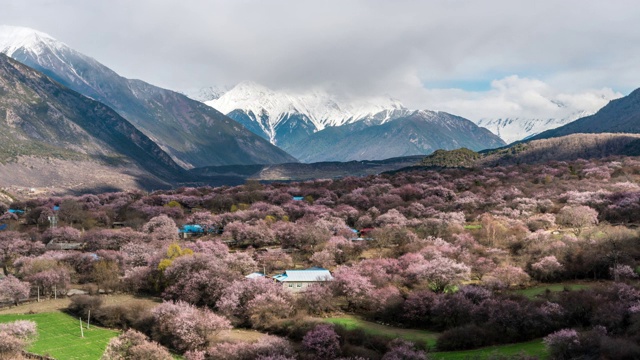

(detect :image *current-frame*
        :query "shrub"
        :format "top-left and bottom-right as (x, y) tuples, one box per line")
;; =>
(95, 303), (152, 330)
(102, 329), (172, 360)
(436, 324), (490, 351)
(68, 295), (104, 318)
(544, 329), (581, 360)
(302, 324), (341, 359)
(382, 339), (427, 360)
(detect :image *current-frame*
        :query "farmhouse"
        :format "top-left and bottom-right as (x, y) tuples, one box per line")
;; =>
(273, 267), (333, 292)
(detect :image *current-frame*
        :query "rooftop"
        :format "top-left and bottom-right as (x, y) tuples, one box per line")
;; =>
(273, 268), (333, 282)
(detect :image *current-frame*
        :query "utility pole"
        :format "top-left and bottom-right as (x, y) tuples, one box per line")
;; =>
(79, 318), (84, 338)
(87, 310), (91, 329)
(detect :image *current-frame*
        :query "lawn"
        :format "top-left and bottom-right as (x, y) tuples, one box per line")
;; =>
(432, 339), (547, 359)
(0, 311), (119, 360)
(323, 315), (439, 347)
(323, 316), (548, 359)
(513, 283), (591, 299)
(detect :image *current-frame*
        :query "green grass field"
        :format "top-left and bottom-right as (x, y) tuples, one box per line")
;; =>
(432, 339), (547, 359)
(324, 316), (548, 359)
(0, 311), (119, 360)
(324, 315), (439, 347)
(513, 283), (591, 299)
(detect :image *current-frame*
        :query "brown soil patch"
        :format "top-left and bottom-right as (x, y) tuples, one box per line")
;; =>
(0, 294), (161, 315)
(215, 329), (267, 343)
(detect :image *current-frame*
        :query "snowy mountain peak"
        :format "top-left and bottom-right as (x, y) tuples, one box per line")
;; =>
(0, 25), (65, 56)
(181, 85), (229, 102)
(205, 81), (410, 145)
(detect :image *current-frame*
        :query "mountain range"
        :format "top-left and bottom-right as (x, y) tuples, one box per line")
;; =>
(201, 82), (506, 160)
(284, 110), (505, 162)
(1, 24), (638, 194)
(474, 113), (588, 144)
(0, 25), (296, 169)
(207, 81), (410, 148)
(196, 81), (613, 152)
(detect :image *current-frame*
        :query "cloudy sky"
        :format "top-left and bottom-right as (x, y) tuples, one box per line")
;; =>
(1, 0), (638, 120)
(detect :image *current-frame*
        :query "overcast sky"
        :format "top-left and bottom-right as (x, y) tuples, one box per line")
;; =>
(1, 0), (638, 120)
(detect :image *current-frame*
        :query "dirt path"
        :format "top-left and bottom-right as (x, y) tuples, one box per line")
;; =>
(0, 294), (161, 315)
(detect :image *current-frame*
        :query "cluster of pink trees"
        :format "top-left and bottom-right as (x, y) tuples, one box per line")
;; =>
(152, 300), (231, 352)
(3, 156), (640, 357)
(0, 275), (30, 305)
(0, 320), (37, 358)
(103, 329), (173, 360)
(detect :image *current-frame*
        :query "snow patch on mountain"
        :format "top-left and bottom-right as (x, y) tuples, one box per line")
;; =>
(181, 86), (229, 102)
(0, 25), (65, 57)
(475, 110), (592, 144)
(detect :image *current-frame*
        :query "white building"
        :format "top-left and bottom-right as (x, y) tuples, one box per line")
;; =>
(273, 268), (333, 292)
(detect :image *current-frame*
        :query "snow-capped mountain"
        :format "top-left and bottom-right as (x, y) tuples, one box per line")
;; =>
(472, 88), (620, 144)
(475, 112), (591, 144)
(182, 85), (229, 102)
(206, 81), (411, 147)
(0, 25), (297, 168)
(286, 109), (506, 162)
(0, 25), (65, 57)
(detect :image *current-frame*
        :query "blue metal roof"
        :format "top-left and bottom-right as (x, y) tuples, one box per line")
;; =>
(53, 206), (60, 211)
(8, 209), (24, 214)
(274, 269), (333, 282)
(179, 224), (204, 233)
(292, 196), (304, 201)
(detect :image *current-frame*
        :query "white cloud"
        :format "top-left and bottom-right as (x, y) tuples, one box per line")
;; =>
(405, 76), (622, 121)
(0, 0), (635, 121)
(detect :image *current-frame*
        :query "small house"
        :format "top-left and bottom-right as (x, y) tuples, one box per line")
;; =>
(179, 224), (205, 238)
(273, 267), (333, 292)
(46, 239), (83, 251)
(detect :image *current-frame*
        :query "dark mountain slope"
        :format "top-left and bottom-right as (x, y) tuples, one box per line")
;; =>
(530, 88), (640, 140)
(415, 133), (640, 170)
(0, 53), (188, 189)
(285, 110), (505, 163)
(3, 27), (296, 167)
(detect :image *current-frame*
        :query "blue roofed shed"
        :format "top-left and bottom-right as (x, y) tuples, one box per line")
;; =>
(180, 224), (204, 234)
